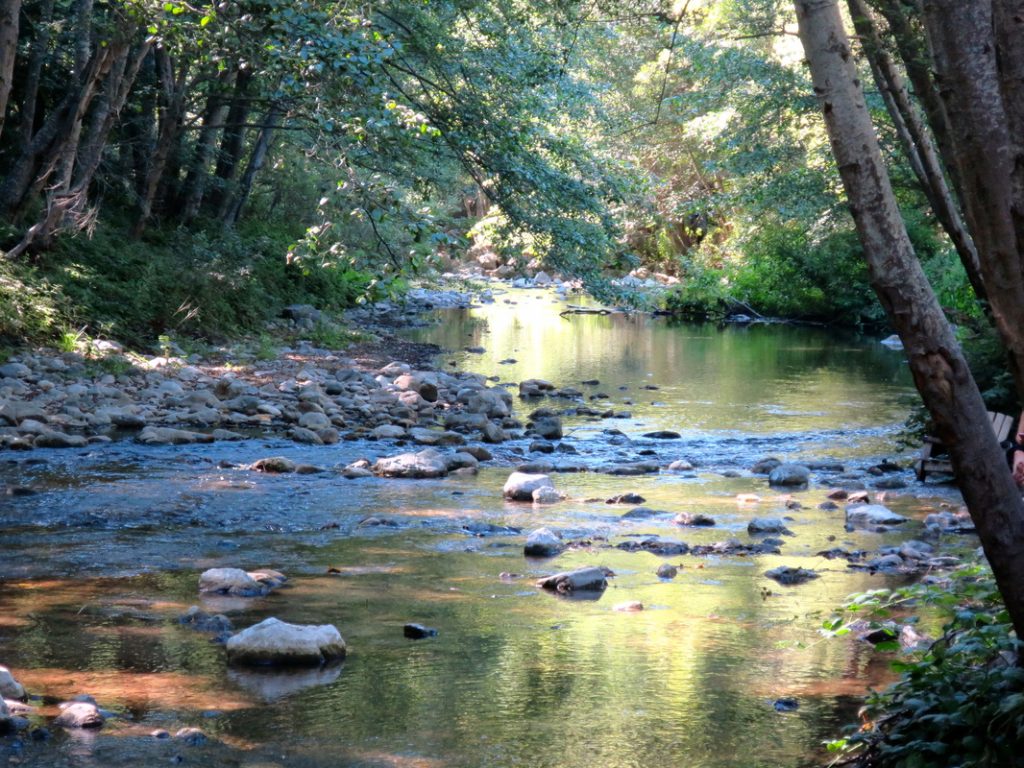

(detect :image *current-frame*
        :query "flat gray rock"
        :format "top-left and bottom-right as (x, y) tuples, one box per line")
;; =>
(373, 448), (449, 478)
(845, 504), (908, 527)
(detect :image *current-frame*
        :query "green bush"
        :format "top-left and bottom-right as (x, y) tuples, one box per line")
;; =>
(24, 219), (382, 347)
(824, 567), (1024, 768)
(727, 221), (881, 325)
(662, 265), (730, 319)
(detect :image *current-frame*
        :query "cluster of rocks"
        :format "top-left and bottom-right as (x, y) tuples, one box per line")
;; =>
(186, 568), (348, 666)
(0, 666), (117, 738)
(0, 346), (533, 455)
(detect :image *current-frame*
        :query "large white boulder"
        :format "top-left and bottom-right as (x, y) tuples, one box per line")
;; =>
(503, 472), (554, 501)
(226, 618), (346, 666)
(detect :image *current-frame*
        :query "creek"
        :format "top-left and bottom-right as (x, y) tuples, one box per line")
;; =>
(0, 288), (966, 767)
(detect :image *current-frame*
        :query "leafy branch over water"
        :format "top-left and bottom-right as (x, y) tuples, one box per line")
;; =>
(822, 566), (1024, 768)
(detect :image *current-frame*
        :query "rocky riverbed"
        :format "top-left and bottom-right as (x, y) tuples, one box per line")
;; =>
(0, 282), (989, 768)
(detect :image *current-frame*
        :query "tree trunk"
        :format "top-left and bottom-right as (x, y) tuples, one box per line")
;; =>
(206, 69), (252, 218)
(73, 41), (151, 194)
(70, 0), (93, 75)
(0, 0), (22, 145)
(992, 0), (1024, 260)
(125, 53), (157, 203)
(133, 50), (190, 236)
(794, 0), (1024, 659)
(922, 0), (1024, 404)
(847, 0), (985, 305)
(222, 101), (282, 225)
(0, 38), (112, 222)
(179, 69), (234, 221)
(17, 0), (55, 151)
(870, 0), (964, 202)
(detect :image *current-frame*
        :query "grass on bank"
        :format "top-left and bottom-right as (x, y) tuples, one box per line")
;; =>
(0, 218), (386, 352)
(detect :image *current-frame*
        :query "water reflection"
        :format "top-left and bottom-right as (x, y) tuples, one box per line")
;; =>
(409, 291), (913, 457)
(0, 289), (939, 768)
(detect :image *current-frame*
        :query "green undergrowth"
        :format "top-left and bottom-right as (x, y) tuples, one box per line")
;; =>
(661, 214), (957, 330)
(823, 566), (1024, 768)
(1, 218), (391, 351)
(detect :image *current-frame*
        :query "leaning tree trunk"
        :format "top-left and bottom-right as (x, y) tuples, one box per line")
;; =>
(847, 0), (985, 305)
(73, 40), (151, 195)
(921, 0), (1024, 405)
(870, 0), (963, 203)
(0, 38), (113, 226)
(0, 0), (22, 145)
(794, 0), (1024, 660)
(222, 101), (282, 226)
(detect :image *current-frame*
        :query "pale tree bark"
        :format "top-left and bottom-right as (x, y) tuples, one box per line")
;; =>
(847, 0), (984, 304)
(0, 0), (22, 145)
(922, 0), (1024, 404)
(794, 0), (1024, 659)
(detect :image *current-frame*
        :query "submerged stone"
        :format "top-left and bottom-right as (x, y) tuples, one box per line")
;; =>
(764, 566), (819, 586)
(403, 623), (439, 639)
(53, 701), (104, 729)
(524, 527), (563, 557)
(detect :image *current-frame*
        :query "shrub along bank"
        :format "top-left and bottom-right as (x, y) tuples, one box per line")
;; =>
(0, 220), (384, 351)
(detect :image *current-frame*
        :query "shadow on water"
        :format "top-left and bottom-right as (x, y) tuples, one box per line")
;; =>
(0, 289), (957, 767)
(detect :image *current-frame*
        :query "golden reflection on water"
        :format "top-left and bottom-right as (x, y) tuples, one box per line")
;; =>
(15, 668), (252, 711)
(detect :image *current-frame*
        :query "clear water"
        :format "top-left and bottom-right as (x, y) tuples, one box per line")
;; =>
(0, 289), (953, 768)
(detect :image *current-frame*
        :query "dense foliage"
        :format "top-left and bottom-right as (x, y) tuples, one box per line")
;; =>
(0, 0), (984, 345)
(0, 0), (632, 342)
(824, 568), (1024, 768)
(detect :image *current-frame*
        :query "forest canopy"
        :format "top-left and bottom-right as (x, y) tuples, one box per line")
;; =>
(1, 0), (956, 343)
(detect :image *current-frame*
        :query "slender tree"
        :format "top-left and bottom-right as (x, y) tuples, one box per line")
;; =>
(0, 0), (21, 144)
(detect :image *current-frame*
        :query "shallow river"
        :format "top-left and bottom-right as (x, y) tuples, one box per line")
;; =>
(0, 289), (963, 767)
